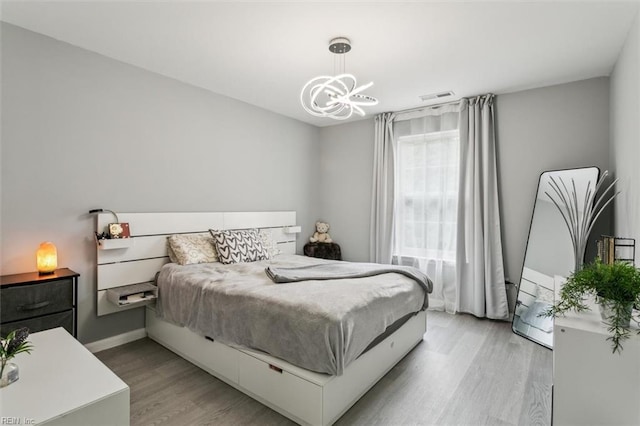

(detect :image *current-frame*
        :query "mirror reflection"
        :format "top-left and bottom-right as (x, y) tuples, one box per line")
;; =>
(512, 167), (600, 349)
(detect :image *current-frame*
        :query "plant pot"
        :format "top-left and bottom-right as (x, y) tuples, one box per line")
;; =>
(0, 362), (19, 388)
(598, 299), (633, 325)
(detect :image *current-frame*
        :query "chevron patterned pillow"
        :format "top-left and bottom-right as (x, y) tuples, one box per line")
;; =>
(209, 229), (270, 264)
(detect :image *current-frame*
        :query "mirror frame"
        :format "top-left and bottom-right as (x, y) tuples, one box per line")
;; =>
(512, 166), (600, 349)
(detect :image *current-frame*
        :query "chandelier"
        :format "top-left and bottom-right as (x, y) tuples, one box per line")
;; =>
(301, 37), (378, 120)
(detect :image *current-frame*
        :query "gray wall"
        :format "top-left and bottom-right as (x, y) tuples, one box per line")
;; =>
(319, 78), (611, 287)
(0, 23), (320, 343)
(496, 77), (611, 284)
(317, 119), (374, 262)
(611, 12), (640, 261)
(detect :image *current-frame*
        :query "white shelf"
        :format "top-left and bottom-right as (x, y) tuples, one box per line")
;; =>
(106, 282), (157, 309)
(97, 238), (134, 250)
(283, 226), (302, 234)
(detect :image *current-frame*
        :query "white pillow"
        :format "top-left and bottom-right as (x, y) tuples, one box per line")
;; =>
(167, 244), (179, 263)
(167, 234), (218, 265)
(259, 229), (282, 258)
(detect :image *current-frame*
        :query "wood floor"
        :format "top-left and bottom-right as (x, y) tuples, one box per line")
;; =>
(95, 311), (552, 426)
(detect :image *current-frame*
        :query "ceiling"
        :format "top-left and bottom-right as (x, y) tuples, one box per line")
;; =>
(1, 1), (639, 127)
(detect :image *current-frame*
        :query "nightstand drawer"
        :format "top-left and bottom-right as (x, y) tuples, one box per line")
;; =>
(0, 310), (74, 337)
(1, 279), (74, 323)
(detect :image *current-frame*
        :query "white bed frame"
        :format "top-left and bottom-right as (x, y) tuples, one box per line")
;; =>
(95, 211), (427, 426)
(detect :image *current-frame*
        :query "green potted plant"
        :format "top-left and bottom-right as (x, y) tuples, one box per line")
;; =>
(0, 327), (33, 387)
(544, 260), (640, 353)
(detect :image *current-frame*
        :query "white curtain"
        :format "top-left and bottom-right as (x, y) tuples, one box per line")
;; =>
(370, 112), (396, 264)
(391, 103), (463, 312)
(456, 95), (509, 319)
(370, 96), (508, 319)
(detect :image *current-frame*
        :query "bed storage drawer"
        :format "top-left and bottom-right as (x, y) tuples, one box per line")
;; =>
(146, 308), (237, 383)
(238, 352), (323, 425)
(195, 338), (238, 384)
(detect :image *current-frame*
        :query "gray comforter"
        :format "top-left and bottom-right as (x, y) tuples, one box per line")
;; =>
(155, 254), (431, 375)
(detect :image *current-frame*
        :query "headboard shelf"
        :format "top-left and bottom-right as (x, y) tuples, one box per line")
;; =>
(96, 238), (134, 250)
(95, 211), (298, 316)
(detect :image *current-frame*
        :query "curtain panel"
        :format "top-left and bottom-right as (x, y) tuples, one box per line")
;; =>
(370, 95), (509, 320)
(456, 95), (509, 319)
(370, 112), (396, 264)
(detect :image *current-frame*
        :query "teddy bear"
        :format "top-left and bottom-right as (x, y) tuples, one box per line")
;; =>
(310, 221), (333, 243)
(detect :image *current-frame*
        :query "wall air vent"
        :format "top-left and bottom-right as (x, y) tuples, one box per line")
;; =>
(419, 91), (455, 101)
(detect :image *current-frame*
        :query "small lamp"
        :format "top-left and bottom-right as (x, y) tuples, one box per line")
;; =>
(36, 242), (57, 275)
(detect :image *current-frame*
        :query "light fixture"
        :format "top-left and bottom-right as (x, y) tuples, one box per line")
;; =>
(301, 37), (378, 120)
(89, 208), (119, 223)
(36, 242), (57, 275)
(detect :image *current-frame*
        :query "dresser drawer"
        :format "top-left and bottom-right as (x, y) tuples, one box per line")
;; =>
(1, 279), (74, 323)
(0, 310), (74, 337)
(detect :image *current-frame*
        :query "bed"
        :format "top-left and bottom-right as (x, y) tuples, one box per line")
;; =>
(95, 211), (431, 425)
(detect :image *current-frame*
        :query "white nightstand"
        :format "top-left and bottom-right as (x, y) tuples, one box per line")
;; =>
(0, 327), (129, 425)
(553, 299), (640, 425)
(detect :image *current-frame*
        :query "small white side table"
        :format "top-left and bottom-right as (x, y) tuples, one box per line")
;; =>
(0, 327), (129, 425)
(553, 299), (640, 425)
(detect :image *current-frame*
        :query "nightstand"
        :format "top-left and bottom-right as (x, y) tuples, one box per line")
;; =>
(303, 242), (342, 260)
(0, 268), (79, 338)
(553, 297), (640, 425)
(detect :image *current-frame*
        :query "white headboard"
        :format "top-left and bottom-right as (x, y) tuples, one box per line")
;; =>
(95, 211), (298, 316)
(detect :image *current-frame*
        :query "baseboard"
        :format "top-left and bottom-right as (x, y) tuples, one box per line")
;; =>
(84, 328), (147, 353)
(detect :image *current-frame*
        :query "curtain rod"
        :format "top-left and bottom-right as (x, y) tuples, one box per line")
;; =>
(388, 93), (495, 116)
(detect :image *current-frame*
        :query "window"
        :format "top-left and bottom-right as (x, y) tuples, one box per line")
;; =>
(394, 129), (459, 262)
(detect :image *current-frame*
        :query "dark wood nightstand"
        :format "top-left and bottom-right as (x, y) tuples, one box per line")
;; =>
(0, 268), (79, 338)
(303, 242), (342, 260)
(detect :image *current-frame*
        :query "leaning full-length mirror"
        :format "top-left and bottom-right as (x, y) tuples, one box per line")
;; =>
(512, 167), (600, 349)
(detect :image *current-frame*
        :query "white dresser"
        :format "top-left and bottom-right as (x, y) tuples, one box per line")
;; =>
(0, 327), (129, 425)
(553, 301), (640, 425)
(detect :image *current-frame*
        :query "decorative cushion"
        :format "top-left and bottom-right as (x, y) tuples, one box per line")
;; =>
(259, 229), (282, 259)
(209, 229), (269, 264)
(167, 244), (179, 263)
(167, 234), (218, 265)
